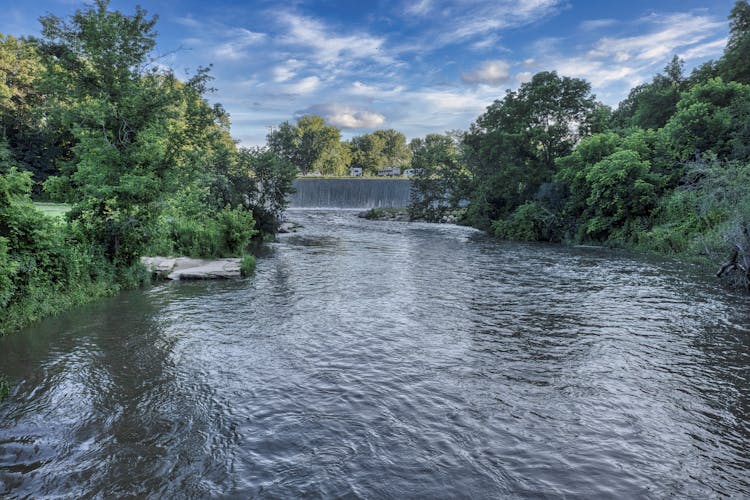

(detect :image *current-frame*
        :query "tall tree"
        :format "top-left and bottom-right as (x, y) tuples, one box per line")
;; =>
(37, 0), (228, 264)
(464, 71), (600, 227)
(373, 129), (411, 168)
(0, 34), (60, 188)
(349, 132), (386, 175)
(267, 115), (345, 174)
(613, 56), (687, 131)
(720, 0), (750, 84)
(409, 133), (469, 221)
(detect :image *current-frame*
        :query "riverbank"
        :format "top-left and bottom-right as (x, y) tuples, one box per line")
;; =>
(358, 207), (462, 224)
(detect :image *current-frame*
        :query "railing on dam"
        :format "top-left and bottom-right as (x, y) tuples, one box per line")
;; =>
(288, 178), (412, 209)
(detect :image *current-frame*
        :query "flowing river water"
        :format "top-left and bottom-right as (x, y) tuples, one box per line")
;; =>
(1, 210), (749, 498)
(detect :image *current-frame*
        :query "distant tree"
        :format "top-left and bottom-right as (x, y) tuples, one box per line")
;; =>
(409, 133), (469, 221)
(267, 115), (345, 175)
(613, 56), (687, 131)
(719, 0), (750, 84)
(373, 129), (411, 167)
(267, 121), (302, 168)
(349, 132), (387, 175)
(232, 147), (297, 234)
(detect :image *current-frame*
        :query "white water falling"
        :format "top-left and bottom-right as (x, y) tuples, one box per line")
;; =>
(288, 179), (412, 208)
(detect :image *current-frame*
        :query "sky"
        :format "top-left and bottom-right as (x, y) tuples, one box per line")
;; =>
(0, 0), (738, 146)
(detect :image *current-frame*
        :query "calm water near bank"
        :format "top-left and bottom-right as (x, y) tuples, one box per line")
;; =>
(1, 210), (749, 498)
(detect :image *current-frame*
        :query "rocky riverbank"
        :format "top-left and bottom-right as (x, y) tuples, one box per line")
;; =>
(358, 208), (461, 224)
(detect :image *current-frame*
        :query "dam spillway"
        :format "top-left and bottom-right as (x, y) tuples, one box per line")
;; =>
(288, 178), (412, 209)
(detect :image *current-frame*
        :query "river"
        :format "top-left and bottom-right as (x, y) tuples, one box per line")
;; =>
(1, 210), (749, 498)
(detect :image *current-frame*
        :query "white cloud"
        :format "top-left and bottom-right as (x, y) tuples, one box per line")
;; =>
(405, 0), (433, 15)
(212, 28), (265, 61)
(407, 0), (564, 47)
(461, 60), (511, 86)
(588, 13), (723, 63)
(284, 76), (321, 95)
(277, 13), (389, 66)
(175, 16), (202, 28)
(516, 71), (533, 84)
(301, 104), (386, 129)
(349, 81), (405, 99)
(580, 19), (617, 31)
(678, 38), (728, 60)
(272, 59), (304, 83)
(530, 11), (728, 105)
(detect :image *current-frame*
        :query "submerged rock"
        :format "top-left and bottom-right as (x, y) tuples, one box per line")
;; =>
(141, 256), (242, 280)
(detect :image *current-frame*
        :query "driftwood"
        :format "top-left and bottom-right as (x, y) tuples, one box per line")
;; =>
(716, 226), (750, 290)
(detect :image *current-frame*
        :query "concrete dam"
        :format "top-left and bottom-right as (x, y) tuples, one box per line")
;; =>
(288, 178), (412, 209)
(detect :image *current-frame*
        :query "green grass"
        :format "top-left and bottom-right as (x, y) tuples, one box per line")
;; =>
(33, 202), (71, 218)
(240, 254), (256, 276)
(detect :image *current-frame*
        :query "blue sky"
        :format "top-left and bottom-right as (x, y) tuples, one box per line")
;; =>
(0, 0), (737, 146)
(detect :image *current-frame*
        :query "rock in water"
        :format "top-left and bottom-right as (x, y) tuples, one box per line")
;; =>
(141, 256), (242, 280)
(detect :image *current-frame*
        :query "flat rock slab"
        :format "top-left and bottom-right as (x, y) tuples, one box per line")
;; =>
(141, 256), (242, 280)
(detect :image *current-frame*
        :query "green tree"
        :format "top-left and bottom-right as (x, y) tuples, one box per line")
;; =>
(267, 115), (346, 175)
(349, 132), (387, 175)
(373, 129), (411, 168)
(233, 147), (297, 234)
(409, 133), (469, 221)
(719, 1), (750, 84)
(613, 56), (687, 130)
(0, 34), (60, 188)
(37, 0), (233, 265)
(663, 77), (750, 162)
(464, 71), (600, 228)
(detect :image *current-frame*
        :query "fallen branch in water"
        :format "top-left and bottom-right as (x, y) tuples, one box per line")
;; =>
(716, 226), (750, 290)
(716, 245), (742, 277)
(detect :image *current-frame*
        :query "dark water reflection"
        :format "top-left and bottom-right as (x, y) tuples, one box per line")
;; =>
(1, 210), (749, 498)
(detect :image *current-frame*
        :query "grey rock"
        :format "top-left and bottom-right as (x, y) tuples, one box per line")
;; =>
(141, 256), (242, 280)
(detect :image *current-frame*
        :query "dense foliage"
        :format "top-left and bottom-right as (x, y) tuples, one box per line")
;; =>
(411, 1), (750, 290)
(0, 0), (295, 333)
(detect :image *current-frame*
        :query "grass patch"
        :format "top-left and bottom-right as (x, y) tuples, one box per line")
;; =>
(33, 202), (71, 218)
(240, 254), (256, 276)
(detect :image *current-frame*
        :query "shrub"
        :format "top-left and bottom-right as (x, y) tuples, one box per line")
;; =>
(240, 254), (256, 276)
(492, 201), (560, 242)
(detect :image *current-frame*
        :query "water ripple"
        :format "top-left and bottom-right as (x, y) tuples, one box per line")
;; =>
(1, 210), (749, 498)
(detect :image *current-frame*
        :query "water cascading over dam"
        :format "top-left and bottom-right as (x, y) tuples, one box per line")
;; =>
(288, 178), (412, 209)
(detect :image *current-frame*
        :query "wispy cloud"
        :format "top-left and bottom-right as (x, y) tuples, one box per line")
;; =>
(403, 0), (565, 48)
(276, 12), (390, 66)
(300, 104), (386, 129)
(461, 60), (511, 85)
(349, 81), (406, 99)
(531, 11), (727, 104)
(587, 13), (723, 63)
(212, 28), (265, 61)
(284, 76), (322, 95)
(579, 19), (617, 31)
(405, 0), (433, 15)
